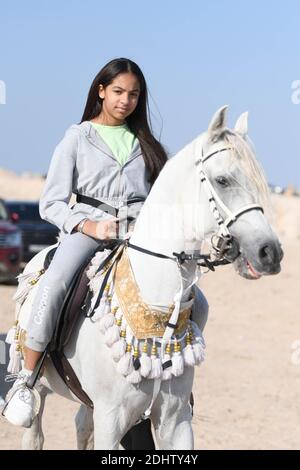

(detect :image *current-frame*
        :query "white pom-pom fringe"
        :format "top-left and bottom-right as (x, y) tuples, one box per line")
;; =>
(111, 339), (126, 362)
(117, 352), (133, 376)
(148, 357), (162, 379)
(92, 304), (106, 321)
(88, 276), (103, 294)
(172, 352), (184, 377)
(183, 344), (195, 367)
(104, 324), (120, 346)
(99, 313), (115, 333)
(192, 342), (205, 365)
(126, 369), (142, 384)
(5, 326), (16, 345)
(86, 264), (98, 280)
(7, 344), (22, 374)
(162, 354), (172, 381)
(140, 353), (152, 378)
(13, 271), (39, 304)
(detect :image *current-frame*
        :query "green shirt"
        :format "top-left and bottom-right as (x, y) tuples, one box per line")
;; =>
(91, 122), (136, 166)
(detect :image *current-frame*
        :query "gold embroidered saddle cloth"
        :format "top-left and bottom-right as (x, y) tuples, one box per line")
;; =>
(114, 248), (194, 339)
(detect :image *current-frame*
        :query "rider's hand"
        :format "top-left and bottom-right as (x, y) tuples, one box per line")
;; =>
(95, 218), (119, 240)
(77, 218), (119, 239)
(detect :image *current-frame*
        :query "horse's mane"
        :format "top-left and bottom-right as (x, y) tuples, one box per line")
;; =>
(222, 129), (271, 213)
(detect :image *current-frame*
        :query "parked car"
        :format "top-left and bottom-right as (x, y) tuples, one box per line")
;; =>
(0, 199), (22, 281)
(6, 200), (59, 262)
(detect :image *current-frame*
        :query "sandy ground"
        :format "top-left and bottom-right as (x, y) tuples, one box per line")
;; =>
(0, 169), (299, 449)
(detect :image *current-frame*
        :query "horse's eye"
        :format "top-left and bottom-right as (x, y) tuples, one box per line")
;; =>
(215, 176), (229, 187)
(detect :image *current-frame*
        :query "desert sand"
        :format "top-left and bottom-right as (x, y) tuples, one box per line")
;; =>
(0, 168), (299, 450)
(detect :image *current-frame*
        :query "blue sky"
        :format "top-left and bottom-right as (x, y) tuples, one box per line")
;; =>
(0, 0), (300, 187)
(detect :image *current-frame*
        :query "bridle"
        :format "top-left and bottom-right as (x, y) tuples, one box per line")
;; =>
(194, 144), (264, 266)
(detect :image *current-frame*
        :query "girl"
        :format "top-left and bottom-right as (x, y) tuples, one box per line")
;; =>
(4, 58), (168, 441)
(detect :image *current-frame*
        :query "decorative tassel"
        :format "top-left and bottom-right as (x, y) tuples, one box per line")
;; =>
(190, 320), (205, 343)
(93, 292), (114, 321)
(172, 340), (184, 377)
(99, 313), (115, 333)
(192, 341), (205, 365)
(111, 314), (126, 362)
(190, 322), (206, 365)
(148, 342), (162, 379)
(104, 324), (120, 347)
(5, 321), (18, 345)
(7, 344), (22, 374)
(103, 300), (112, 316)
(117, 343), (133, 376)
(86, 264), (99, 281)
(162, 342), (172, 379)
(88, 275), (103, 295)
(110, 295), (119, 311)
(183, 344), (195, 367)
(92, 301), (107, 321)
(126, 344), (142, 383)
(111, 329), (126, 362)
(162, 342), (172, 381)
(126, 369), (142, 384)
(183, 330), (196, 367)
(140, 340), (152, 378)
(13, 269), (44, 304)
(87, 250), (111, 280)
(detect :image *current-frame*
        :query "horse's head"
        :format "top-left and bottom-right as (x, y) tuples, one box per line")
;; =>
(196, 105), (283, 279)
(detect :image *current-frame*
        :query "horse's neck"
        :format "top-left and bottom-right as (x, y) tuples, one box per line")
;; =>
(128, 140), (204, 307)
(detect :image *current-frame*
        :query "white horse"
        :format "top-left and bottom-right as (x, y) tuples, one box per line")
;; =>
(9, 106), (283, 450)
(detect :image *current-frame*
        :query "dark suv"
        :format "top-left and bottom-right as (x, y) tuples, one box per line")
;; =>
(0, 199), (22, 281)
(6, 200), (59, 262)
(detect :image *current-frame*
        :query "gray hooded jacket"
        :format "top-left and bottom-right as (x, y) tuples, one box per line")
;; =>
(39, 121), (151, 234)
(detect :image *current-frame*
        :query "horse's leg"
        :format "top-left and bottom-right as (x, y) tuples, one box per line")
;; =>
(153, 403), (194, 450)
(92, 402), (127, 450)
(151, 367), (194, 450)
(21, 384), (49, 450)
(75, 404), (94, 450)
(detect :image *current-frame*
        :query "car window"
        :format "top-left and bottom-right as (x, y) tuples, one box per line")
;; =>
(7, 203), (41, 221)
(0, 201), (9, 220)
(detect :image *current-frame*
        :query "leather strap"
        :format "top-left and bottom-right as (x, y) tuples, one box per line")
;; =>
(76, 194), (146, 215)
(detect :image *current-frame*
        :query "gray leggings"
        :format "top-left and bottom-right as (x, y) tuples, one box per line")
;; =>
(26, 232), (101, 351)
(25, 233), (209, 352)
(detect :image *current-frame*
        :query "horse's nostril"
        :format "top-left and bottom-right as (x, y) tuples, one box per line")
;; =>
(259, 244), (275, 264)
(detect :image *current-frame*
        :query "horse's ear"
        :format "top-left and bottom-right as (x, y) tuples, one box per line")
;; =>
(234, 111), (248, 137)
(207, 105), (228, 142)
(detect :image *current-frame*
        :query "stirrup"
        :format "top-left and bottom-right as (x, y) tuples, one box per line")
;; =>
(1, 383), (41, 428)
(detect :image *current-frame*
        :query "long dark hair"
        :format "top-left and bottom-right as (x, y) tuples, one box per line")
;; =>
(80, 58), (168, 185)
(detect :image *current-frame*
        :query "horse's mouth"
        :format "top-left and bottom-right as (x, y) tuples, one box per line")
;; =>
(246, 260), (262, 279)
(234, 254), (262, 280)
